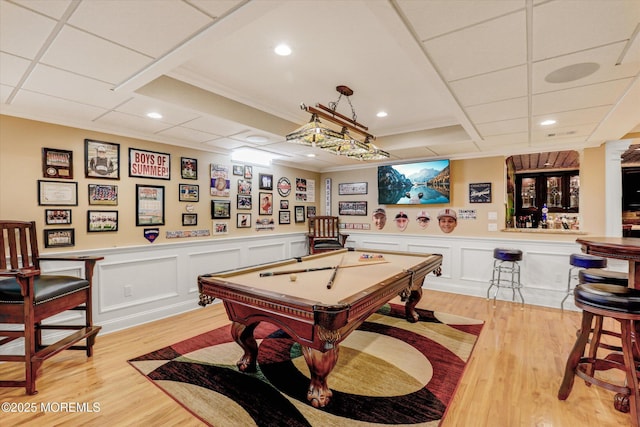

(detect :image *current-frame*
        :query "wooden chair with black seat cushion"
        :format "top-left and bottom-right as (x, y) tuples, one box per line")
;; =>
(307, 216), (349, 254)
(0, 220), (103, 395)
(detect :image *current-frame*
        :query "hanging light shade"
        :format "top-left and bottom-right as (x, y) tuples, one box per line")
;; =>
(285, 86), (390, 160)
(285, 113), (343, 147)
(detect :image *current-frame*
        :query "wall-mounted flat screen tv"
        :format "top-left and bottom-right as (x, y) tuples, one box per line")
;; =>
(378, 160), (450, 205)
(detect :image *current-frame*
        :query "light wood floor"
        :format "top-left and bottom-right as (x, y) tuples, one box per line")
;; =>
(0, 290), (631, 426)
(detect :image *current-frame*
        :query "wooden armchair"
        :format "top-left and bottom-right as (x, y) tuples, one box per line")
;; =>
(0, 220), (103, 394)
(307, 216), (349, 254)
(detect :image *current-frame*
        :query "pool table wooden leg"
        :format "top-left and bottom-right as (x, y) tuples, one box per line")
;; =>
(405, 287), (423, 323)
(230, 321), (259, 372)
(301, 345), (339, 408)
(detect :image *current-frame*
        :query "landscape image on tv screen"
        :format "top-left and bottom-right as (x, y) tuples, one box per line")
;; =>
(378, 160), (450, 205)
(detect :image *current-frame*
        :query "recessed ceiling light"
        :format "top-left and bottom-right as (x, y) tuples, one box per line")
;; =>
(274, 44), (292, 56)
(540, 119), (556, 126)
(376, 111), (388, 118)
(231, 148), (276, 166)
(306, 153), (316, 158)
(146, 112), (162, 119)
(246, 135), (268, 143)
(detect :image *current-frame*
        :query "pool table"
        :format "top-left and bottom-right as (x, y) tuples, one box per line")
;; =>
(197, 248), (442, 408)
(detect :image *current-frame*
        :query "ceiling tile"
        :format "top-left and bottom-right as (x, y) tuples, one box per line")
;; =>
(465, 97), (528, 124)
(156, 126), (221, 144)
(40, 26), (152, 84)
(95, 111), (171, 135)
(24, 64), (131, 108)
(10, 89), (107, 121)
(12, 0), (73, 19)
(477, 117), (528, 137)
(115, 96), (201, 125)
(532, 78), (633, 115)
(399, 0), (524, 40)
(0, 53), (31, 86)
(533, 0), (640, 61)
(69, 0), (213, 57)
(0, 1), (57, 59)
(450, 65), (527, 106)
(423, 11), (526, 81)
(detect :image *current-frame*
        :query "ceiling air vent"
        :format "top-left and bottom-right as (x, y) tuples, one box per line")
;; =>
(547, 131), (577, 138)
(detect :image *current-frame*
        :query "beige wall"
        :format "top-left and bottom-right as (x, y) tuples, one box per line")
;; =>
(0, 115), (319, 251)
(321, 149), (606, 240)
(1, 115), (608, 251)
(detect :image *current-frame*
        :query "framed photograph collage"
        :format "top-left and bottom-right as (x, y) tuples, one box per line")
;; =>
(38, 142), (314, 244)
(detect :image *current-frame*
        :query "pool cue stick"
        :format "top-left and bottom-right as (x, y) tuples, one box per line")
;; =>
(326, 255), (346, 289)
(259, 266), (334, 277)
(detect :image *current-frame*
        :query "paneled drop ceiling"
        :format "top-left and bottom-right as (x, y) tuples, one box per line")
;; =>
(1, 0), (639, 171)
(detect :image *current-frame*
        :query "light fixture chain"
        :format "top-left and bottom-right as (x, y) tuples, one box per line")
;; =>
(328, 93), (357, 122)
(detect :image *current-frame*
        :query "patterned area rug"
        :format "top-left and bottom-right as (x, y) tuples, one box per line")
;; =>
(128, 304), (483, 426)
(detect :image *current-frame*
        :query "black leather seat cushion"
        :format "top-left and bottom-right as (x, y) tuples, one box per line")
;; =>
(313, 239), (344, 249)
(579, 269), (628, 287)
(575, 283), (640, 314)
(0, 275), (89, 305)
(493, 248), (522, 262)
(569, 253), (607, 269)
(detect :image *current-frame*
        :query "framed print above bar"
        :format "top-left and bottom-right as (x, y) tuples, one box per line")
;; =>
(338, 182), (368, 195)
(179, 184), (199, 202)
(44, 228), (74, 248)
(45, 209), (72, 225)
(469, 182), (492, 203)
(88, 184), (118, 205)
(129, 148), (170, 180)
(38, 180), (78, 206)
(42, 148), (73, 179)
(85, 139), (119, 179)
(136, 184), (165, 226)
(211, 200), (231, 219)
(87, 210), (118, 232)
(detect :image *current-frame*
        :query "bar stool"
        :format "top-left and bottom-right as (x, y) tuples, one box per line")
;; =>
(487, 248), (524, 307)
(560, 253), (608, 308)
(557, 283), (640, 427)
(579, 269), (628, 287)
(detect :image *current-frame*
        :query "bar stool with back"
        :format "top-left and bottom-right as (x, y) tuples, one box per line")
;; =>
(0, 220), (103, 394)
(558, 283), (640, 427)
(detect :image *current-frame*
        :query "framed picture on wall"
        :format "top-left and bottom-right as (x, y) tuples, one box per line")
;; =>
(38, 180), (78, 206)
(237, 213), (251, 228)
(259, 173), (273, 190)
(88, 184), (118, 205)
(44, 228), (74, 248)
(294, 205), (305, 223)
(178, 184), (199, 202)
(469, 182), (492, 203)
(136, 184), (165, 226)
(182, 213), (198, 226)
(279, 210), (291, 225)
(85, 139), (119, 179)
(338, 201), (368, 216)
(259, 192), (273, 215)
(232, 165), (244, 176)
(181, 157), (198, 180)
(87, 210), (118, 232)
(211, 200), (231, 219)
(237, 195), (252, 210)
(45, 209), (72, 225)
(42, 148), (73, 179)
